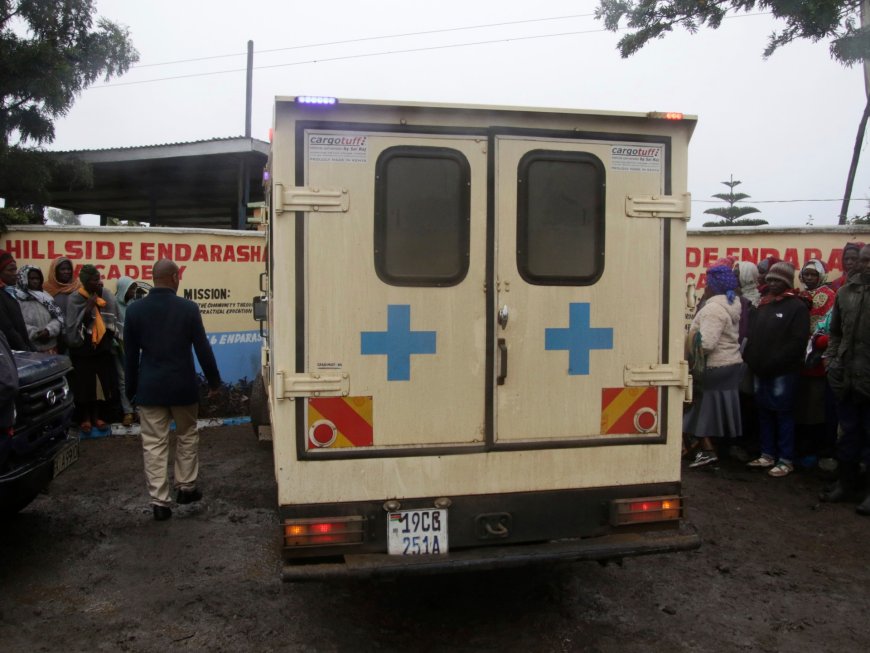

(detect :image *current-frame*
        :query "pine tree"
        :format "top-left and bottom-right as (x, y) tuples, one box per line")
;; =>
(702, 175), (767, 227)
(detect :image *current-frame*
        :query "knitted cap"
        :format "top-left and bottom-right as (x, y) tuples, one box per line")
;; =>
(757, 256), (781, 275)
(766, 261), (795, 287)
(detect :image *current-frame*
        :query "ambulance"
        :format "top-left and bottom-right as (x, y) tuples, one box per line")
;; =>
(255, 96), (701, 580)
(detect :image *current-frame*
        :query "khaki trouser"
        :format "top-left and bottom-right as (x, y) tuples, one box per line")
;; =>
(139, 403), (199, 506)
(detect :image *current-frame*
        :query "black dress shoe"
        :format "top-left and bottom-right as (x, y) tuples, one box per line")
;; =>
(176, 488), (202, 505)
(153, 505), (172, 521)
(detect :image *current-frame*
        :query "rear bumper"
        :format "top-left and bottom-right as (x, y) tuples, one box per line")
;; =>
(282, 524), (700, 581)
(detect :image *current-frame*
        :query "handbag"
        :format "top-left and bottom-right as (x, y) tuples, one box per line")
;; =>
(687, 330), (706, 385)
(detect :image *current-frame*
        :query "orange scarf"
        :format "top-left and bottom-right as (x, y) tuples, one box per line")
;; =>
(78, 287), (107, 344)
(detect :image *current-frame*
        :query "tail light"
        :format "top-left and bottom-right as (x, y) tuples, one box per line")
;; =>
(283, 516), (365, 548)
(610, 496), (683, 526)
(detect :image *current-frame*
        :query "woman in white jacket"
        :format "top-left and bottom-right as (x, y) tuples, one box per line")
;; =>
(685, 264), (745, 468)
(12, 265), (64, 353)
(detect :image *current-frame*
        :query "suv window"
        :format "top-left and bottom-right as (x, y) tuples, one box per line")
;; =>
(374, 146), (471, 287)
(517, 150), (605, 285)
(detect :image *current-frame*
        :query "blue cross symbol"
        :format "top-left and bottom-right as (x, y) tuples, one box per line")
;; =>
(361, 305), (436, 381)
(545, 302), (613, 376)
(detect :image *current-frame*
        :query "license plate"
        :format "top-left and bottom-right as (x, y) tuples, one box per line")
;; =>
(53, 440), (79, 478)
(387, 509), (448, 555)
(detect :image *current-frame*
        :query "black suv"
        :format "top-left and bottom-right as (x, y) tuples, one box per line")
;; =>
(0, 352), (77, 516)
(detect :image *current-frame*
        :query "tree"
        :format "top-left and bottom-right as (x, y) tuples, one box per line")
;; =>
(0, 0), (138, 228)
(702, 175), (768, 227)
(595, 1), (868, 64)
(596, 1), (868, 225)
(45, 207), (80, 225)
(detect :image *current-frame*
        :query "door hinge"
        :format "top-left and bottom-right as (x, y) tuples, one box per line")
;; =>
(274, 183), (349, 214)
(625, 193), (691, 220)
(624, 361), (691, 402)
(275, 371), (350, 399)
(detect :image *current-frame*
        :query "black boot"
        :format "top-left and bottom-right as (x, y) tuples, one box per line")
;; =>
(819, 462), (860, 503)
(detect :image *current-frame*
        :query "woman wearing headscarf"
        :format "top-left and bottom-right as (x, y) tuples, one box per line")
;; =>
(742, 262), (811, 477)
(829, 241), (865, 292)
(66, 265), (119, 432)
(12, 265), (64, 353)
(684, 264), (744, 468)
(735, 261), (761, 308)
(44, 257), (81, 352)
(795, 259), (837, 466)
(43, 256), (81, 314)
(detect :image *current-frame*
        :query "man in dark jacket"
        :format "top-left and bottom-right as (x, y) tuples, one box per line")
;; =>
(0, 331), (18, 434)
(124, 259), (221, 521)
(742, 261), (810, 478)
(0, 249), (34, 351)
(821, 245), (870, 515)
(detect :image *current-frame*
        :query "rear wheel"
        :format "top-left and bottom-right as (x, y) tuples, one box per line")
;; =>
(250, 373), (270, 439)
(0, 486), (42, 518)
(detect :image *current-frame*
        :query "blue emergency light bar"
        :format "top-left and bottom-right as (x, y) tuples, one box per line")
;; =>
(296, 96), (338, 105)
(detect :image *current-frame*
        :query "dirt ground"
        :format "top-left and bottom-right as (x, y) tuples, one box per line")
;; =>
(1, 425), (869, 653)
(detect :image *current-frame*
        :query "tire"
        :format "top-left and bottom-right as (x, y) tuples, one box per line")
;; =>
(250, 373), (270, 439)
(0, 486), (43, 518)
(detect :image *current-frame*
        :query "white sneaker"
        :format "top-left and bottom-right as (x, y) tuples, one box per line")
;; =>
(689, 450), (718, 468)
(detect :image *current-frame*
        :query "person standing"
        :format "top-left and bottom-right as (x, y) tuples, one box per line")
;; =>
(124, 259), (221, 521)
(13, 265), (65, 353)
(829, 241), (865, 292)
(0, 331), (18, 436)
(821, 245), (870, 515)
(794, 260), (836, 466)
(742, 262), (811, 477)
(43, 257), (82, 354)
(0, 250), (34, 351)
(114, 276), (141, 427)
(684, 264), (744, 467)
(66, 265), (119, 432)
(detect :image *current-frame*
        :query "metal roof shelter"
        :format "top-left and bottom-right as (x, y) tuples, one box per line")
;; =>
(47, 137), (269, 229)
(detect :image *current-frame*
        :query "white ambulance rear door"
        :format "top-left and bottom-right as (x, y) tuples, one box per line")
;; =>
(493, 134), (670, 444)
(301, 128), (488, 452)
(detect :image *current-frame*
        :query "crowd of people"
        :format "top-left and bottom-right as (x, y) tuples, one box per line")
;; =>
(0, 249), (143, 431)
(0, 250), (222, 520)
(684, 241), (870, 518)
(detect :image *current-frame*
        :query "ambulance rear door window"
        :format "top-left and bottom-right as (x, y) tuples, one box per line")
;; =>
(374, 146), (470, 287)
(517, 150), (605, 286)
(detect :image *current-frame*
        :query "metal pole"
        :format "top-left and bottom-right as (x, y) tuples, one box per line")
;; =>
(839, 4), (870, 224)
(245, 40), (253, 138)
(236, 40), (254, 229)
(838, 97), (870, 224)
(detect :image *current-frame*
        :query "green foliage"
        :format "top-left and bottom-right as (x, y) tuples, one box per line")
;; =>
(702, 175), (768, 226)
(702, 217), (770, 227)
(595, 1), (867, 65)
(704, 205), (762, 220)
(45, 207), (79, 225)
(0, 1), (138, 209)
(0, 205), (37, 232)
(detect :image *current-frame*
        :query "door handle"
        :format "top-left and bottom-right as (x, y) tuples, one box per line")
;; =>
(497, 338), (508, 385)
